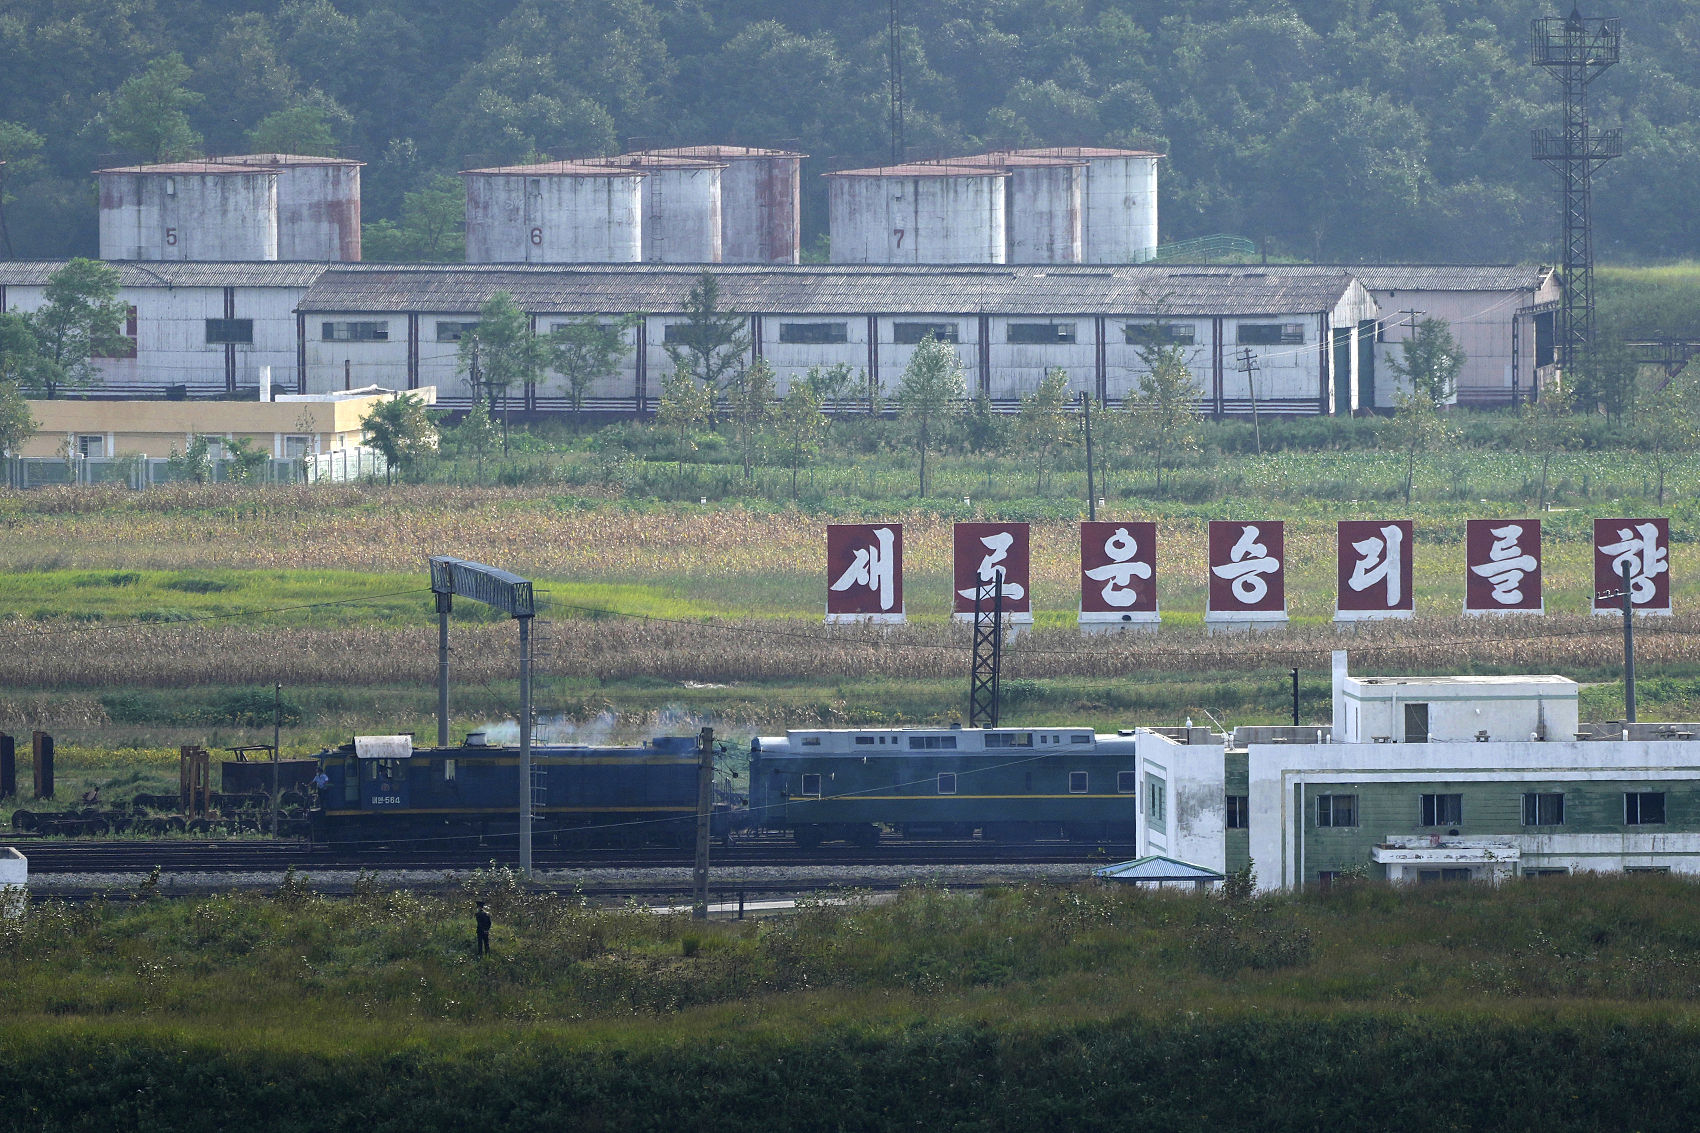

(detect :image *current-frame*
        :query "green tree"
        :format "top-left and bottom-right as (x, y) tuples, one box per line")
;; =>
(656, 367), (711, 479)
(1512, 381), (1578, 509)
(1386, 317), (1464, 505)
(455, 399), (500, 484)
(0, 311), (46, 390)
(1571, 335), (1640, 423)
(1123, 341), (1202, 495)
(363, 175), (466, 262)
(724, 357), (775, 482)
(0, 121), (45, 258)
(663, 272), (750, 398)
(458, 291), (546, 453)
(0, 380), (35, 458)
(1629, 365), (1700, 505)
(223, 437), (270, 483)
(1017, 367), (1075, 494)
(359, 393), (437, 485)
(166, 435), (214, 484)
(549, 314), (637, 427)
(27, 259), (129, 399)
(246, 104), (344, 156)
(105, 55), (202, 163)
(772, 381), (826, 499)
(894, 333), (966, 497)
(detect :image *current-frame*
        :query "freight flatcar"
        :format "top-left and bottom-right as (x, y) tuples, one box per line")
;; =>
(749, 724), (1152, 848)
(311, 732), (730, 849)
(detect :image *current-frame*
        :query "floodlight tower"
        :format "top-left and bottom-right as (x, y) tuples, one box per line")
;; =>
(1531, 6), (1621, 371)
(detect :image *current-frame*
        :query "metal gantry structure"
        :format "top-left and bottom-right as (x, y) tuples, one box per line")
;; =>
(429, 555), (538, 873)
(1531, 6), (1621, 372)
(968, 573), (1004, 728)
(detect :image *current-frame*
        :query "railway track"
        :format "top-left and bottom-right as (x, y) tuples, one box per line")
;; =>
(15, 837), (1138, 874)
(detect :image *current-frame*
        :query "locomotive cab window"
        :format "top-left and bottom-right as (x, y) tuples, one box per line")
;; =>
(1069, 772), (1088, 794)
(1071, 734), (1091, 745)
(800, 774), (822, 797)
(855, 736), (875, 745)
(985, 732), (1033, 748)
(938, 773), (957, 795)
(1117, 771), (1137, 794)
(442, 759), (456, 782)
(909, 735), (957, 750)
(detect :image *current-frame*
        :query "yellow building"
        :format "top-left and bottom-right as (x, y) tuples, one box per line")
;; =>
(13, 387), (436, 461)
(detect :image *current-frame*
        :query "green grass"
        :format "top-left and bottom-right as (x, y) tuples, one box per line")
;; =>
(0, 569), (430, 628)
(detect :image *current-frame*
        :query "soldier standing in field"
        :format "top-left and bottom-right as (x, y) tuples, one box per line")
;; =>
(475, 901), (492, 956)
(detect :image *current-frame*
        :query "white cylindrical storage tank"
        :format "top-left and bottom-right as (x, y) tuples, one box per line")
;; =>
(826, 164), (1008, 264)
(97, 163), (279, 261)
(222, 154), (364, 261)
(589, 156), (724, 263)
(629, 145), (804, 264)
(1017, 147), (1161, 263)
(950, 153), (1083, 264)
(462, 162), (645, 264)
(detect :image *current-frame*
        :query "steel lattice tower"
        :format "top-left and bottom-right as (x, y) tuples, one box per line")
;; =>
(968, 573), (1003, 728)
(1531, 7), (1621, 371)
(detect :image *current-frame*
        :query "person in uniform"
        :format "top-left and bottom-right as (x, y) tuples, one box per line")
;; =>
(475, 901), (492, 956)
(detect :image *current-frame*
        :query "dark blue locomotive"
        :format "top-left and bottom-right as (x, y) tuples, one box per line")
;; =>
(749, 725), (1145, 848)
(310, 733), (732, 849)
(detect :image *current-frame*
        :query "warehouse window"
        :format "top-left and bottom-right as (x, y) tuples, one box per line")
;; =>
(1117, 771), (1137, 794)
(1124, 322), (1195, 346)
(436, 321), (478, 342)
(322, 320), (388, 342)
(1523, 867), (1570, 878)
(909, 735), (957, 750)
(984, 732), (1033, 748)
(937, 772), (957, 795)
(205, 318), (254, 345)
(777, 322), (848, 344)
(1316, 794), (1357, 827)
(800, 774), (821, 797)
(96, 305), (139, 358)
(1522, 792), (1565, 826)
(1007, 322), (1076, 344)
(1237, 323), (1305, 346)
(1226, 795), (1249, 829)
(1626, 865), (1672, 874)
(1147, 779), (1165, 822)
(893, 322), (960, 344)
(1420, 793), (1462, 827)
(1625, 792), (1666, 825)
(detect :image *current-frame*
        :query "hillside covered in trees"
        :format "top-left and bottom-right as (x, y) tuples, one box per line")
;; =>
(1, 0), (1696, 265)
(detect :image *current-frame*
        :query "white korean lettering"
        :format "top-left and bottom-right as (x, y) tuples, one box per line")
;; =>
(1470, 523), (1538, 605)
(957, 530), (1027, 602)
(830, 526), (897, 611)
(1212, 524), (1280, 604)
(1084, 527), (1152, 608)
(1600, 522), (1668, 604)
(1347, 524), (1404, 607)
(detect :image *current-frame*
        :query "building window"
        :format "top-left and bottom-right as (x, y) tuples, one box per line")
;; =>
(1317, 871), (1342, 889)
(322, 320), (388, 342)
(1420, 793), (1462, 827)
(1147, 779), (1166, 822)
(1117, 771), (1137, 794)
(908, 735), (957, 750)
(1522, 792), (1565, 826)
(1226, 794), (1249, 829)
(1124, 322), (1195, 346)
(984, 732), (1033, 748)
(1403, 703), (1430, 743)
(937, 772), (957, 795)
(1419, 868), (1473, 883)
(1317, 794), (1357, 828)
(893, 322), (960, 344)
(75, 435), (105, 458)
(436, 321), (478, 342)
(1237, 323), (1305, 346)
(1523, 867), (1569, 878)
(1626, 865), (1672, 874)
(1625, 792), (1666, 825)
(1007, 322), (1076, 344)
(95, 305), (139, 358)
(1070, 771), (1089, 794)
(282, 435), (313, 460)
(777, 322), (848, 345)
(800, 773), (821, 797)
(205, 318), (254, 345)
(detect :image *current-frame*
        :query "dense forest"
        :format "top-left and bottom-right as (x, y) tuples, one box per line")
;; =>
(1, 0), (1696, 264)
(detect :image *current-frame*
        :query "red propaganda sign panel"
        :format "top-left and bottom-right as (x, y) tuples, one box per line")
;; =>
(1594, 518), (1670, 614)
(1465, 519), (1542, 614)
(952, 523), (1031, 616)
(825, 523), (904, 622)
(1080, 521), (1158, 615)
(1207, 521), (1285, 615)
(1336, 520), (1414, 618)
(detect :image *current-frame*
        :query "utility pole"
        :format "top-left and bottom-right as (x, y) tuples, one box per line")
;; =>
(1079, 391), (1096, 521)
(692, 726), (715, 920)
(1291, 668), (1300, 727)
(270, 682), (281, 837)
(1235, 348), (1262, 454)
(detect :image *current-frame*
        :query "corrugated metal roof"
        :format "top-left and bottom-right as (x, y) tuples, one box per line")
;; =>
(1345, 264), (1552, 291)
(0, 261), (332, 287)
(296, 263), (1364, 316)
(1093, 855), (1224, 882)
